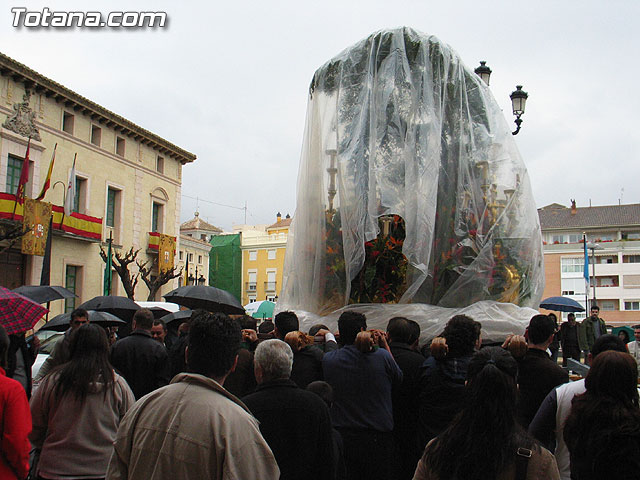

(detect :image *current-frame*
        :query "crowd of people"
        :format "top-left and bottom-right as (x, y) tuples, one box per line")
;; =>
(1, 304), (639, 480)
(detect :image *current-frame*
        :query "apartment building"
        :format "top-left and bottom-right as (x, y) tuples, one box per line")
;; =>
(539, 202), (640, 325)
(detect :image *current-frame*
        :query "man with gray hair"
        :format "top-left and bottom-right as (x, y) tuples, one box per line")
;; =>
(243, 339), (336, 480)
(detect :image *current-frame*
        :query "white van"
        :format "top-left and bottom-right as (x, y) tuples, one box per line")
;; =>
(135, 301), (181, 314)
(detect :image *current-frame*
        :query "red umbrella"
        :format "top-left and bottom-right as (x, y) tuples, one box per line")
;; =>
(0, 286), (48, 335)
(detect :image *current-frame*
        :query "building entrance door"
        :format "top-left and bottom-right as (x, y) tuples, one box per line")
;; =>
(0, 248), (25, 289)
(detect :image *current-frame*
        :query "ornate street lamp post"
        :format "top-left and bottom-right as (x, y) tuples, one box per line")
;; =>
(510, 85), (528, 135)
(474, 62), (529, 135)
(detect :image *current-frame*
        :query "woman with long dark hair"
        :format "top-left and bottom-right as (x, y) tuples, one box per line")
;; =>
(30, 324), (135, 480)
(414, 347), (560, 480)
(563, 350), (640, 479)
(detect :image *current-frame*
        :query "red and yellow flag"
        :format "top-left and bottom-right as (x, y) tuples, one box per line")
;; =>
(35, 144), (56, 201)
(15, 138), (31, 205)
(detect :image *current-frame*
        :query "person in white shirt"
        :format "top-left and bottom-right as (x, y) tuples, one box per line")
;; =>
(528, 334), (628, 480)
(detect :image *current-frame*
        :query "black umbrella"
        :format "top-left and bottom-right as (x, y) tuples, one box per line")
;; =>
(539, 296), (586, 313)
(159, 309), (193, 325)
(40, 310), (126, 332)
(78, 296), (140, 322)
(163, 286), (244, 315)
(12, 285), (76, 304)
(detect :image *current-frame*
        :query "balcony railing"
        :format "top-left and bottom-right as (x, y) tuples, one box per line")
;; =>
(246, 282), (257, 291)
(0, 192), (102, 242)
(264, 281), (277, 292)
(242, 233), (288, 247)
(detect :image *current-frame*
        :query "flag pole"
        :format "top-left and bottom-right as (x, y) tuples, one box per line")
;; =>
(61, 153), (77, 226)
(583, 232), (589, 314)
(104, 229), (113, 296)
(41, 214), (54, 322)
(10, 190), (18, 221)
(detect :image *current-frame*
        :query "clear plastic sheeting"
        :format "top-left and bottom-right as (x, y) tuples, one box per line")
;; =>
(293, 302), (538, 345)
(279, 27), (543, 335)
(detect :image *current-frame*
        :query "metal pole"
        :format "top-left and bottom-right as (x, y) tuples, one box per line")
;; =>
(584, 284), (589, 317)
(583, 233), (588, 316)
(591, 247), (597, 308)
(106, 229), (113, 295)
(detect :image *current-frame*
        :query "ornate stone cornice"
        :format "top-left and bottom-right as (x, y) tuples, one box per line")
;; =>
(0, 51), (196, 164)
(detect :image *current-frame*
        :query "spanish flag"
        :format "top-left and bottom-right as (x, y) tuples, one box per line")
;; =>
(35, 144), (56, 201)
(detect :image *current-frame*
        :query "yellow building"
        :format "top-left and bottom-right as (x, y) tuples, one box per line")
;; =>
(239, 213), (291, 305)
(0, 52), (195, 314)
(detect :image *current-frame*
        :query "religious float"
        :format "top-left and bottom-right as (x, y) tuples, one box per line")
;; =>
(277, 28), (543, 341)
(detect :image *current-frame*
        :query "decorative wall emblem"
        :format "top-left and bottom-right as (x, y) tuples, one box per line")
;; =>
(2, 90), (42, 141)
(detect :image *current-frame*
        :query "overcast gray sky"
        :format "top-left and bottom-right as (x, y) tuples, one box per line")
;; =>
(1, 1), (638, 231)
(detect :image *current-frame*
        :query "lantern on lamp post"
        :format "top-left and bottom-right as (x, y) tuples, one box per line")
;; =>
(510, 85), (528, 135)
(474, 61), (492, 85)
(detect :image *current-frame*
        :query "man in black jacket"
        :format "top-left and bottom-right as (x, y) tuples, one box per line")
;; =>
(7, 332), (38, 398)
(111, 308), (170, 399)
(516, 314), (569, 428)
(559, 313), (580, 366)
(243, 339), (336, 480)
(387, 317), (424, 480)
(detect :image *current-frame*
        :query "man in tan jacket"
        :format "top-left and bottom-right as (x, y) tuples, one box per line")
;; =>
(106, 311), (279, 480)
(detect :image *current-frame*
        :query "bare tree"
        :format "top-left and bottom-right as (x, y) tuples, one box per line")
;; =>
(137, 258), (183, 301)
(0, 222), (28, 255)
(100, 246), (140, 299)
